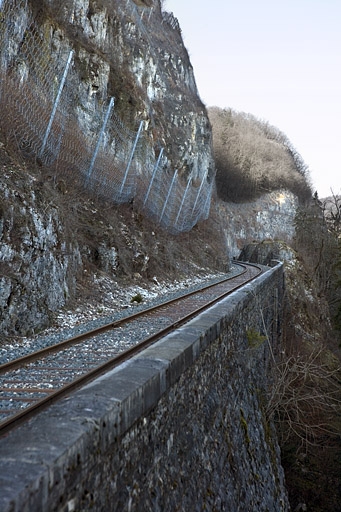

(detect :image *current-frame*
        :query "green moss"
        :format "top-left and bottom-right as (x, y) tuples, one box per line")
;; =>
(246, 328), (266, 348)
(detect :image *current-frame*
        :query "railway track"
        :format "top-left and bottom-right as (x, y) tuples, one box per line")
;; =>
(0, 262), (263, 435)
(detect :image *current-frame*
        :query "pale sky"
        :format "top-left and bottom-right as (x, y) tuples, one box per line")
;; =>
(165, 0), (341, 198)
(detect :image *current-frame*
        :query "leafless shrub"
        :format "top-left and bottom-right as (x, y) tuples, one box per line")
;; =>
(208, 106), (312, 203)
(252, 282), (341, 452)
(266, 346), (341, 448)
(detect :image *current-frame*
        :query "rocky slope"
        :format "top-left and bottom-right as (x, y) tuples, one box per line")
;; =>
(2, 0), (214, 181)
(0, 142), (230, 336)
(0, 0), (302, 336)
(0, 0), (218, 335)
(0, 142), (299, 336)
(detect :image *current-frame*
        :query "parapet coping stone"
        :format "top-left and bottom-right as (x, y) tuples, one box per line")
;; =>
(0, 263), (282, 511)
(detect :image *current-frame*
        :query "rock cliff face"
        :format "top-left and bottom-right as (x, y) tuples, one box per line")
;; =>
(0, 0), (216, 335)
(219, 190), (298, 258)
(0, 151), (81, 335)
(0, 0), (298, 337)
(7, 0), (214, 180)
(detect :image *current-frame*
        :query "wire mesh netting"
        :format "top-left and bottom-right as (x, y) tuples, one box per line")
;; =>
(0, 0), (213, 233)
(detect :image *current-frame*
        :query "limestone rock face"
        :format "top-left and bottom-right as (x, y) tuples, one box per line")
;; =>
(218, 190), (298, 259)
(239, 240), (295, 266)
(16, 0), (215, 181)
(0, 161), (81, 335)
(0, 0), (216, 335)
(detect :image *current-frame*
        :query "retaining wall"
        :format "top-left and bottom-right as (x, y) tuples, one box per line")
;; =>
(0, 263), (290, 511)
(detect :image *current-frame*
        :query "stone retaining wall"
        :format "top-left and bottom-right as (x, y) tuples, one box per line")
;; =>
(0, 263), (289, 511)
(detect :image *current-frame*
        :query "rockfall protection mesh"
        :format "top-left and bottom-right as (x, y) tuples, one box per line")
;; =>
(0, 0), (213, 233)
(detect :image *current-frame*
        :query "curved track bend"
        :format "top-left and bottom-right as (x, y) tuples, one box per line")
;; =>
(0, 262), (263, 435)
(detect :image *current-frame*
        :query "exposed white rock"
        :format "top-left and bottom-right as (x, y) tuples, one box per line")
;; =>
(219, 190), (298, 258)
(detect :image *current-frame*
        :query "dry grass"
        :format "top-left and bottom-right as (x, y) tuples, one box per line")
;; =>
(0, 139), (227, 302)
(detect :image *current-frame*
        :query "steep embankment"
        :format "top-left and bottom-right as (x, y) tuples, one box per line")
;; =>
(0, 145), (227, 336)
(0, 0), (224, 335)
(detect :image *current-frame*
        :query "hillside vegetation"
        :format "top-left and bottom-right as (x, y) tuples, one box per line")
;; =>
(208, 107), (312, 202)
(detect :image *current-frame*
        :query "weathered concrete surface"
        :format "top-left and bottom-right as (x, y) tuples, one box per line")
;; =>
(0, 263), (290, 511)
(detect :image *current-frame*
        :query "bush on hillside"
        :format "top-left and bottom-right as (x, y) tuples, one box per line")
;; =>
(208, 107), (312, 203)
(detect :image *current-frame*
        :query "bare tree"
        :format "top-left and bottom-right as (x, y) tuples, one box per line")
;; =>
(266, 346), (341, 447)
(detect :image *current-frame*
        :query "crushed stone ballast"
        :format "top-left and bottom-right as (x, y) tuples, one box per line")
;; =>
(0, 263), (264, 434)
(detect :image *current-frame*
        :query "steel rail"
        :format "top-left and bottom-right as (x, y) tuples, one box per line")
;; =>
(0, 262), (262, 436)
(0, 264), (248, 374)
